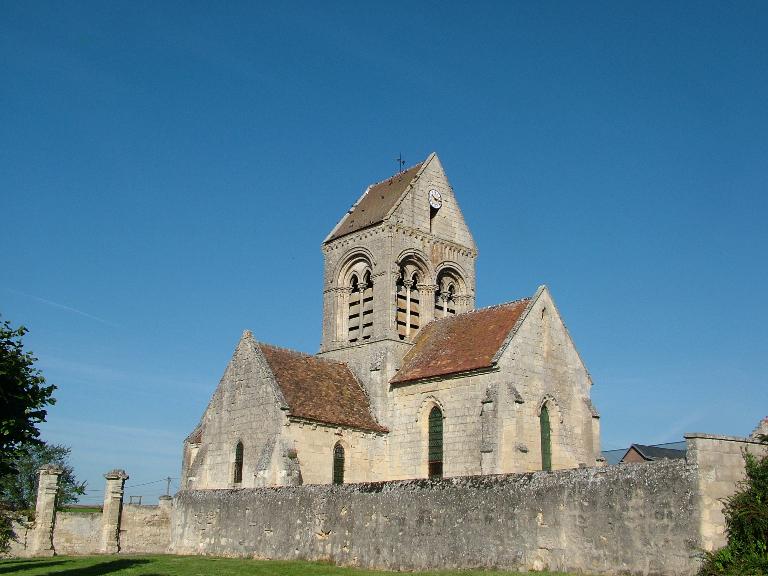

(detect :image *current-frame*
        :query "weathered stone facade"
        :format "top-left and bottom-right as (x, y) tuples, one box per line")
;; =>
(182, 153), (601, 489)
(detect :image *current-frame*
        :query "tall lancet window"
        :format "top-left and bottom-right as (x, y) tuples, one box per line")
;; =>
(428, 406), (444, 479)
(396, 271), (420, 339)
(233, 441), (244, 484)
(540, 404), (552, 472)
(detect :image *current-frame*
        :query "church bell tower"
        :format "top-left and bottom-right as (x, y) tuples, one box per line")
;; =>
(318, 153), (477, 383)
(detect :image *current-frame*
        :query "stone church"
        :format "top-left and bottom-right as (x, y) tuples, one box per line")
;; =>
(182, 153), (602, 489)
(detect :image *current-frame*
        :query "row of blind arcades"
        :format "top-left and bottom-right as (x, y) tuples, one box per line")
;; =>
(230, 406), (553, 485)
(346, 267), (467, 343)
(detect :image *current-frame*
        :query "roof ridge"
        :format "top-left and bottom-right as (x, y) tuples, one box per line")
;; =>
(256, 341), (350, 368)
(421, 297), (531, 329)
(365, 161), (423, 189)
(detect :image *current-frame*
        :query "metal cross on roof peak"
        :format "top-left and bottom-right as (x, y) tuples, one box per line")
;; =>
(395, 153), (406, 174)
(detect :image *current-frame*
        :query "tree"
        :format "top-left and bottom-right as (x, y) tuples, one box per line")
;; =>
(0, 442), (86, 514)
(0, 316), (56, 477)
(699, 439), (768, 576)
(0, 315), (56, 552)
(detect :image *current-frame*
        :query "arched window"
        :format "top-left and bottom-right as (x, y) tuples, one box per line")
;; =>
(361, 271), (374, 340)
(540, 405), (552, 471)
(344, 266), (374, 343)
(333, 443), (345, 485)
(233, 441), (244, 484)
(435, 283), (456, 316)
(436, 269), (465, 317)
(396, 270), (420, 339)
(428, 406), (443, 479)
(348, 275), (360, 342)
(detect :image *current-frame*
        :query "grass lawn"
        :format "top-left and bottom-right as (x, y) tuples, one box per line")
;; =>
(0, 555), (580, 575)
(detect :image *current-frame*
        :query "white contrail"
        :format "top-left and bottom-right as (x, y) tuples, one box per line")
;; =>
(7, 288), (120, 328)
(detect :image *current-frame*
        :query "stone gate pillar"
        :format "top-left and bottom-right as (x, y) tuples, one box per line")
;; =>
(29, 464), (63, 556)
(100, 469), (128, 553)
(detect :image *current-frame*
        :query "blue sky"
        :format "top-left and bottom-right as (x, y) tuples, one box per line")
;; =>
(2, 1), (766, 503)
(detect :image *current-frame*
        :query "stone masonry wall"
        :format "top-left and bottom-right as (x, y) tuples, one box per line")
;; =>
(171, 459), (699, 576)
(685, 432), (768, 551)
(7, 504), (171, 557)
(119, 502), (172, 554)
(52, 512), (101, 555)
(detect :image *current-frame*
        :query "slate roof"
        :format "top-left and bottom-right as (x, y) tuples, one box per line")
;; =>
(390, 298), (531, 385)
(258, 343), (387, 433)
(326, 162), (423, 242)
(622, 444), (687, 462)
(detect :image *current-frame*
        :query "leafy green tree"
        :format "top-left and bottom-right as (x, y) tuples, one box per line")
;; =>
(0, 316), (56, 477)
(699, 440), (768, 576)
(0, 442), (86, 514)
(0, 315), (56, 552)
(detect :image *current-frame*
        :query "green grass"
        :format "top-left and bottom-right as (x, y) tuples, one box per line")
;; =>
(0, 555), (579, 575)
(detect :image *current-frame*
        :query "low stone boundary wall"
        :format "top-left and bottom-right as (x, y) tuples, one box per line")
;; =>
(171, 459), (698, 575)
(8, 427), (766, 575)
(6, 468), (171, 557)
(120, 504), (172, 554)
(52, 512), (101, 555)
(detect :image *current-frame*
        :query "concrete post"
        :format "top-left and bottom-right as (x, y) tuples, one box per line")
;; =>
(100, 469), (129, 554)
(29, 464), (63, 556)
(158, 495), (173, 512)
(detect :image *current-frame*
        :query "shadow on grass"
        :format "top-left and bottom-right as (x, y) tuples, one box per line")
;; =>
(0, 560), (70, 573)
(0, 558), (153, 575)
(51, 559), (152, 575)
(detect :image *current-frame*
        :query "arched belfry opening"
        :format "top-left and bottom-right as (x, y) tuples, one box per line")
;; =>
(396, 264), (424, 340)
(435, 267), (468, 317)
(336, 255), (374, 343)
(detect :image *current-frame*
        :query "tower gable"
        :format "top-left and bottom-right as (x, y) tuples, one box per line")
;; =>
(387, 153), (475, 251)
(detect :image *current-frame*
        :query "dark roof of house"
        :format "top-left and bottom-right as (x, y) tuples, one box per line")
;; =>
(390, 298), (531, 385)
(622, 444), (687, 462)
(326, 162), (423, 242)
(258, 343), (387, 433)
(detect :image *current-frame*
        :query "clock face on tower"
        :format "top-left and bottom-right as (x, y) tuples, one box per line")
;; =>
(429, 189), (443, 210)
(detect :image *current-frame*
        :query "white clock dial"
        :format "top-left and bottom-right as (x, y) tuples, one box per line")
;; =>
(429, 189), (443, 210)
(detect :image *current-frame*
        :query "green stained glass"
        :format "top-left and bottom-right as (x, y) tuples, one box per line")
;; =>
(428, 407), (443, 479)
(540, 405), (552, 471)
(333, 443), (345, 485)
(233, 441), (244, 484)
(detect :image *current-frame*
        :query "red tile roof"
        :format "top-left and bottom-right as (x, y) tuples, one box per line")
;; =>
(258, 343), (387, 433)
(390, 299), (531, 385)
(326, 162), (423, 242)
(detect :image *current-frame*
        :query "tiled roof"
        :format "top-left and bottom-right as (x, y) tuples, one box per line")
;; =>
(326, 162), (423, 242)
(391, 299), (531, 385)
(258, 343), (387, 433)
